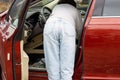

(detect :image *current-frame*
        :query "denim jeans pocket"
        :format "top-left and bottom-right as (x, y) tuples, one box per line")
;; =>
(63, 23), (75, 37)
(44, 22), (54, 35)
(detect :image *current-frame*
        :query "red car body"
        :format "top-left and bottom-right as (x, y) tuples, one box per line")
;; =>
(0, 0), (120, 80)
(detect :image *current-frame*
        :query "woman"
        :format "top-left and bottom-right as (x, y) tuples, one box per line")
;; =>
(44, 0), (82, 80)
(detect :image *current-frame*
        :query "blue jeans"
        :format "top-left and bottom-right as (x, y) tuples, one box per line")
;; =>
(44, 18), (76, 80)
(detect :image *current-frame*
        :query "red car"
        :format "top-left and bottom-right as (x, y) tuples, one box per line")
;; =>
(0, 0), (120, 80)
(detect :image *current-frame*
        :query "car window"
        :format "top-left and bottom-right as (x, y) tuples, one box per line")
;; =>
(93, 0), (120, 16)
(103, 0), (120, 16)
(26, 0), (55, 19)
(8, 0), (27, 27)
(29, 0), (54, 8)
(41, 0), (54, 6)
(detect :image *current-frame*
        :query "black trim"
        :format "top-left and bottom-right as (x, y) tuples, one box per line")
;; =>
(75, 0), (92, 64)
(11, 0), (32, 80)
(5, 0), (16, 21)
(81, 0), (93, 79)
(74, 0), (93, 79)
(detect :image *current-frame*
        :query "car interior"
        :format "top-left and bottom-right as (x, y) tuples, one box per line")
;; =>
(22, 0), (90, 72)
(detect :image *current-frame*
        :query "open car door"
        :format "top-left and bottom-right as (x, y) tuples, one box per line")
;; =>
(0, 0), (30, 80)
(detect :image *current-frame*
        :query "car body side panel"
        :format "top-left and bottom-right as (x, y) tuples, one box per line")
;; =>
(0, 30), (6, 80)
(0, 22), (14, 80)
(83, 18), (120, 79)
(29, 71), (48, 80)
(73, 0), (95, 79)
(4, 35), (14, 80)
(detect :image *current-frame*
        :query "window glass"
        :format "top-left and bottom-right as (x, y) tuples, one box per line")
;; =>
(8, 0), (26, 27)
(103, 0), (120, 16)
(30, 0), (54, 8)
(26, 0), (55, 19)
(93, 0), (120, 16)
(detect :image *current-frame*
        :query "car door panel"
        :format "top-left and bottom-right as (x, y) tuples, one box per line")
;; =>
(84, 18), (120, 79)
